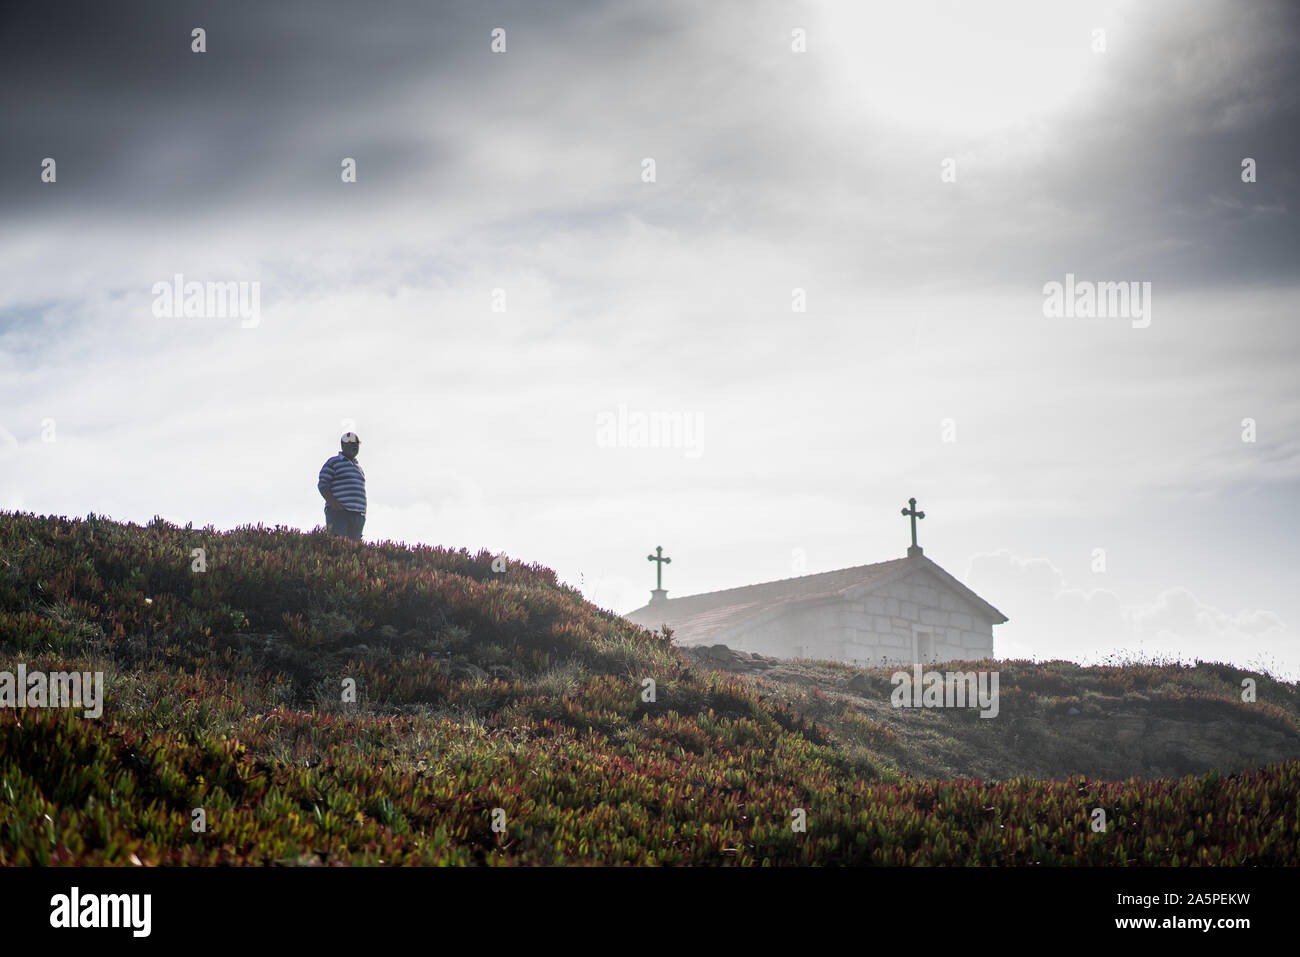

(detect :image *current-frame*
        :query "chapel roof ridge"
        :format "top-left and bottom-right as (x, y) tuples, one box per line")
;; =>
(650, 554), (913, 605)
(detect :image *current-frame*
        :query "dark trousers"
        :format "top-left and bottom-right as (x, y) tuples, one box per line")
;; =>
(325, 507), (365, 541)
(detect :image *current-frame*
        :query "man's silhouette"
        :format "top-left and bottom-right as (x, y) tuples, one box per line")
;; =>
(319, 432), (366, 541)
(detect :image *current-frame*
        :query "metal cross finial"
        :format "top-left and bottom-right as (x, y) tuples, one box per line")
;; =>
(647, 545), (672, 590)
(901, 498), (925, 554)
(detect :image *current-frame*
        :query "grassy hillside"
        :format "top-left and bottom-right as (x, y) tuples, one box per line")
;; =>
(680, 646), (1300, 782)
(1, 510), (1298, 865)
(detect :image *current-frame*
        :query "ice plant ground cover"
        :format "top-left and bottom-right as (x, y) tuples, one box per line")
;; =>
(0, 511), (1297, 865)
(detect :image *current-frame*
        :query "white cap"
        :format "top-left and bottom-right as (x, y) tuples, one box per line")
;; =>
(341, 432), (360, 445)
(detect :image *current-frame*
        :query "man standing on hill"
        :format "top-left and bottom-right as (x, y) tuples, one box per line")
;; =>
(318, 432), (366, 541)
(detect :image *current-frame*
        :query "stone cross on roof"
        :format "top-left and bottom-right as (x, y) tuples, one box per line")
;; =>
(647, 545), (672, 603)
(901, 497), (925, 558)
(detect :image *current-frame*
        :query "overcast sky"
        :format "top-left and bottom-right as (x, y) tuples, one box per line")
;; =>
(2, 1), (1297, 676)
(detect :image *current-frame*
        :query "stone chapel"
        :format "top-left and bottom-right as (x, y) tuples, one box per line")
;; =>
(624, 499), (1008, 667)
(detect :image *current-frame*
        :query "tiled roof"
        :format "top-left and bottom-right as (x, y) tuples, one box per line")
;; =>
(623, 554), (1007, 646)
(624, 558), (909, 645)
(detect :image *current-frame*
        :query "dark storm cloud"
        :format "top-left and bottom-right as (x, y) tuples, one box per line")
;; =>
(0, 0), (1297, 290)
(1006, 0), (1300, 290)
(0, 0), (623, 217)
(743, 0), (1300, 293)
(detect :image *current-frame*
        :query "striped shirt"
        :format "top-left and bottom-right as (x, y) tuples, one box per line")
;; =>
(318, 453), (366, 514)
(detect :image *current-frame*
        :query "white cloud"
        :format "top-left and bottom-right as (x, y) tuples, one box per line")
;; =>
(967, 549), (1295, 678)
